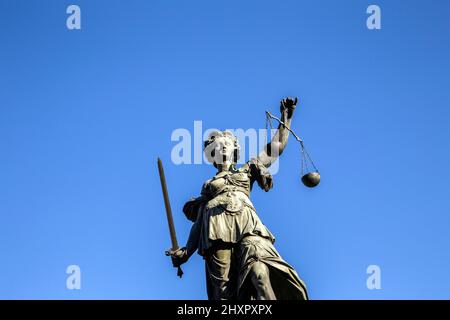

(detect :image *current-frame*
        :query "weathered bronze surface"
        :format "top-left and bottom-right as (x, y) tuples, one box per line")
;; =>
(168, 97), (310, 300)
(302, 172), (321, 188)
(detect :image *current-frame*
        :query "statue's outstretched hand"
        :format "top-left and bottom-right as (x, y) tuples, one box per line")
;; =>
(167, 247), (189, 267)
(280, 97), (298, 118)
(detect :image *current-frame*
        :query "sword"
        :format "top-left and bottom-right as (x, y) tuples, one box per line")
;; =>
(157, 157), (183, 278)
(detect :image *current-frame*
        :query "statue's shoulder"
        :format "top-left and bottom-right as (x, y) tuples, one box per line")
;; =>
(202, 178), (213, 187)
(238, 163), (251, 174)
(201, 178), (214, 194)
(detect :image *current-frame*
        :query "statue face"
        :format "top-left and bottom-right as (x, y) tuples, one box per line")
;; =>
(212, 136), (235, 164)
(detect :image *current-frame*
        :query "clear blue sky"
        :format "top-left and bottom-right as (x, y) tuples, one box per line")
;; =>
(1, 0), (449, 299)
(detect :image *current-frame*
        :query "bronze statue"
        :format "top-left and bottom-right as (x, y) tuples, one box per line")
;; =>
(167, 97), (309, 300)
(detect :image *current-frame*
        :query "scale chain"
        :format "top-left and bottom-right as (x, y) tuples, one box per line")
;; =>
(265, 110), (319, 174)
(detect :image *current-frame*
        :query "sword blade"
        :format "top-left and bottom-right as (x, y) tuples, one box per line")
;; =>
(157, 157), (179, 251)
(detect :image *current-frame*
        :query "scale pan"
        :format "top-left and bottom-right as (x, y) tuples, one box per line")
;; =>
(301, 172), (321, 188)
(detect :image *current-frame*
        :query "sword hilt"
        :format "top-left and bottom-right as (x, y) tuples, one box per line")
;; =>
(177, 266), (184, 278)
(165, 249), (184, 278)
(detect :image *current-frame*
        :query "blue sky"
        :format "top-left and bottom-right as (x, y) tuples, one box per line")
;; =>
(1, 0), (449, 299)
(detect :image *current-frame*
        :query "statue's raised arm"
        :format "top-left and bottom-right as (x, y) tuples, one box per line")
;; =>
(257, 97), (298, 168)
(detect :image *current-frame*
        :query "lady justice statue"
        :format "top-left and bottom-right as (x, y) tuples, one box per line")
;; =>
(167, 97), (309, 300)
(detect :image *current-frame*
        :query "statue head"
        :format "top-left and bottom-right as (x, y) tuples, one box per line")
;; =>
(204, 130), (240, 168)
